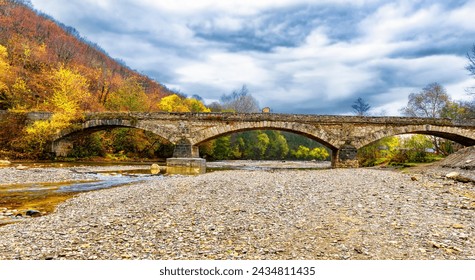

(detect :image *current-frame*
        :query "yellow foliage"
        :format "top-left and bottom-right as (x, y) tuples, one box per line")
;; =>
(23, 66), (90, 154)
(50, 66), (90, 117)
(310, 147), (330, 160)
(185, 98), (211, 112)
(105, 77), (149, 111)
(158, 94), (210, 113)
(9, 78), (32, 111)
(0, 44), (8, 67)
(0, 44), (10, 90)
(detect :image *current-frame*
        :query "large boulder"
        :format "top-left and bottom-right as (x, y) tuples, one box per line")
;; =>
(437, 146), (475, 170)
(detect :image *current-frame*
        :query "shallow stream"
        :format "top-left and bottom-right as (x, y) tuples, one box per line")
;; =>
(0, 163), (162, 225)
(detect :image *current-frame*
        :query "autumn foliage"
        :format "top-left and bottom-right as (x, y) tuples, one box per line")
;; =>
(0, 0), (214, 158)
(0, 0), (173, 112)
(0, 0), (330, 161)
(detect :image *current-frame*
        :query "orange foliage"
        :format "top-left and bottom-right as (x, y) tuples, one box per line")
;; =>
(0, 0), (173, 111)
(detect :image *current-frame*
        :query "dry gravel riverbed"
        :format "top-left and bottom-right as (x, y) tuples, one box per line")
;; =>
(0, 165), (474, 260)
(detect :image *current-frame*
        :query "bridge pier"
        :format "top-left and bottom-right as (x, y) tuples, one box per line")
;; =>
(166, 138), (206, 175)
(332, 144), (359, 168)
(51, 139), (74, 157)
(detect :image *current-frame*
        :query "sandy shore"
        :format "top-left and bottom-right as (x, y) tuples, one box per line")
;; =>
(0, 165), (474, 260)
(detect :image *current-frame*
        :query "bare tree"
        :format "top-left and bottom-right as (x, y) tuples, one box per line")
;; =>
(351, 97), (371, 116)
(400, 82), (451, 154)
(400, 82), (450, 118)
(467, 44), (475, 77)
(466, 44), (475, 94)
(220, 85), (260, 113)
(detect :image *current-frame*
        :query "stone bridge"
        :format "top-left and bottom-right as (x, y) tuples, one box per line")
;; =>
(46, 112), (475, 169)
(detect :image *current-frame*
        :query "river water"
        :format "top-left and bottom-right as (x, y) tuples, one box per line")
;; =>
(0, 162), (164, 225)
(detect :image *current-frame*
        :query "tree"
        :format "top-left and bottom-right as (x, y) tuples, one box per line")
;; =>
(105, 77), (149, 112)
(220, 85), (260, 113)
(157, 94), (210, 113)
(467, 44), (475, 94)
(400, 82), (452, 154)
(400, 82), (450, 118)
(0, 44), (13, 109)
(293, 145), (311, 160)
(49, 66), (90, 115)
(265, 131), (289, 159)
(255, 131), (270, 159)
(441, 100), (475, 120)
(351, 97), (371, 116)
(212, 136), (231, 160)
(22, 66), (91, 156)
(402, 135), (434, 162)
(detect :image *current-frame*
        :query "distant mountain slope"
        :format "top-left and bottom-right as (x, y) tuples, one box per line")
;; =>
(0, 0), (173, 111)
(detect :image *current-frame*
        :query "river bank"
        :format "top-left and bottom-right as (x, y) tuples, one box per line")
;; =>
(0, 164), (474, 260)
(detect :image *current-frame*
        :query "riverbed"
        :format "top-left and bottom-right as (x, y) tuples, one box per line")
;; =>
(0, 164), (474, 260)
(0, 160), (330, 225)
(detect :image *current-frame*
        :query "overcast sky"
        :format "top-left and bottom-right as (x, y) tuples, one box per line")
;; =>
(30, 0), (475, 115)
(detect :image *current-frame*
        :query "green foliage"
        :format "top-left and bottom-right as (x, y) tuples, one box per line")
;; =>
(309, 147), (330, 160)
(67, 133), (105, 158)
(292, 145), (310, 159)
(255, 132), (270, 158)
(212, 136), (231, 160)
(441, 100), (475, 120)
(266, 131), (289, 159)
(292, 145), (329, 160)
(200, 130), (330, 161)
(359, 136), (404, 166)
(358, 134), (443, 167)
(67, 128), (174, 160)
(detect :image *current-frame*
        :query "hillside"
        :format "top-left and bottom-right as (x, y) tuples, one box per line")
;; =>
(0, 0), (173, 111)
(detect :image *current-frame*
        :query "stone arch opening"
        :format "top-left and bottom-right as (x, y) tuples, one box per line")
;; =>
(51, 124), (173, 158)
(194, 126), (338, 150)
(194, 127), (335, 162)
(358, 129), (475, 149)
(357, 130), (475, 167)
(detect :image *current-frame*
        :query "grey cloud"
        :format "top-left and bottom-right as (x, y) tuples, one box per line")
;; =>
(29, 0), (475, 116)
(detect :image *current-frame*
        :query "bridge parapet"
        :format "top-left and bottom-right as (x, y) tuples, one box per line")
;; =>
(81, 112), (475, 126)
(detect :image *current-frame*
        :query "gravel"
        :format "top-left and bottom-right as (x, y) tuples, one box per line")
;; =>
(0, 166), (474, 260)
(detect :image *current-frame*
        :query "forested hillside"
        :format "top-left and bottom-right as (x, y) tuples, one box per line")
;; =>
(0, 0), (330, 161)
(0, 0), (172, 111)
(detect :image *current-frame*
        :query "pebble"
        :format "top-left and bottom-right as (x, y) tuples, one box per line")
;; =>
(0, 165), (474, 260)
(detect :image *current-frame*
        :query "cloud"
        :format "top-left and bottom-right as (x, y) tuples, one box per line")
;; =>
(30, 0), (475, 115)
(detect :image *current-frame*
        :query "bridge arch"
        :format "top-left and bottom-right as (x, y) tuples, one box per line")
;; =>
(50, 119), (174, 156)
(356, 124), (475, 149)
(52, 119), (173, 143)
(191, 121), (339, 150)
